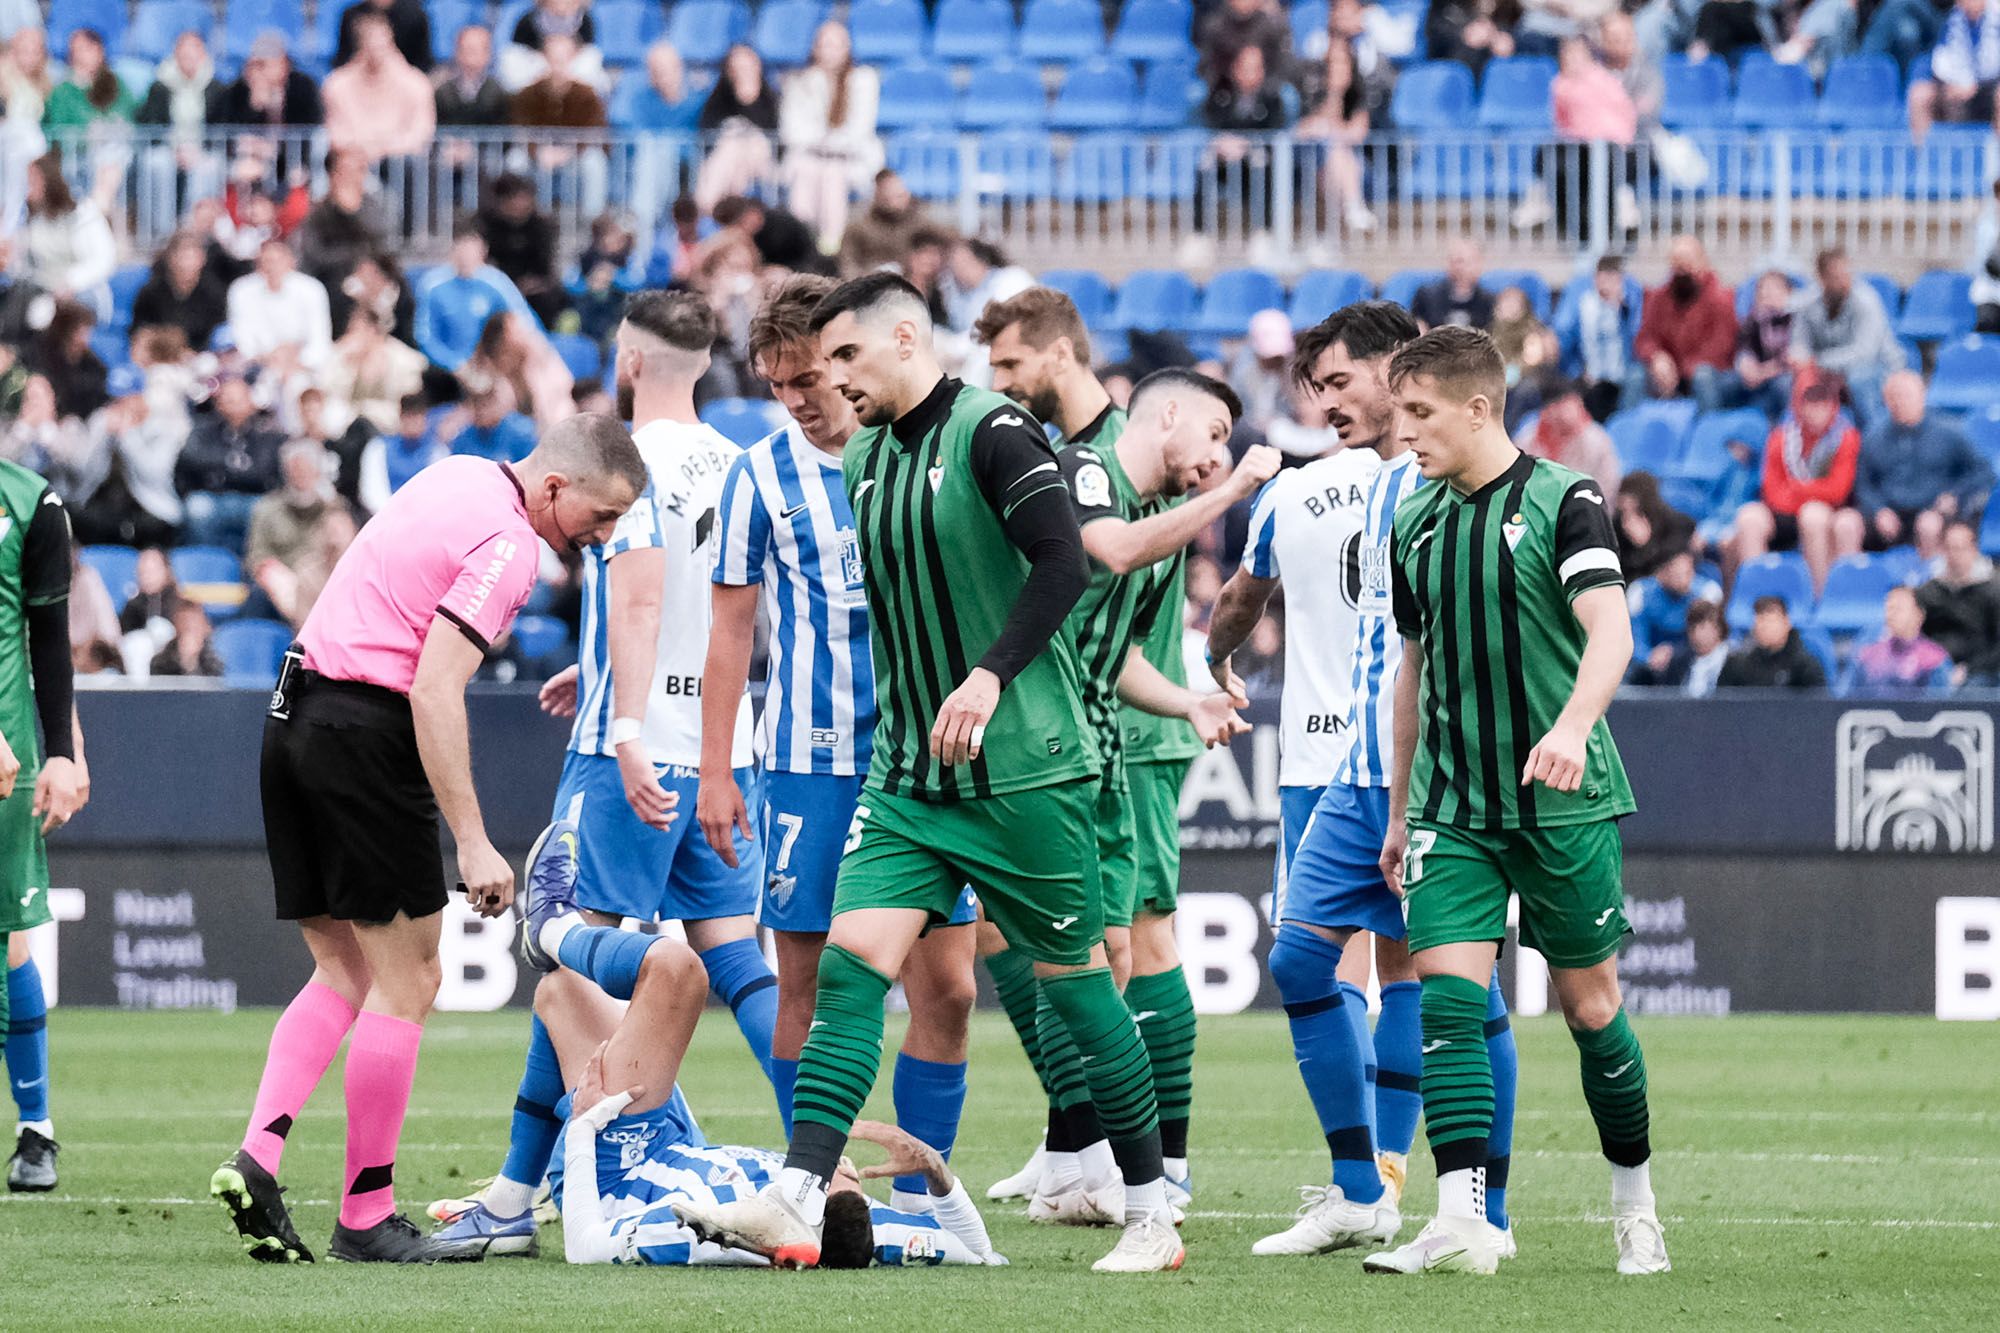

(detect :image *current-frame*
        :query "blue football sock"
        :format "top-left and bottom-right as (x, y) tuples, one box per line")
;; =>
(7, 960), (49, 1124)
(556, 925), (657, 1000)
(1486, 970), (1518, 1230)
(1339, 980), (1378, 1140)
(699, 939), (779, 1081)
(1374, 979), (1424, 1157)
(890, 1051), (968, 1196)
(770, 1056), (800, 1137)
(1268, 927), (1381, 1205)
(498, 1015), (564, 1195)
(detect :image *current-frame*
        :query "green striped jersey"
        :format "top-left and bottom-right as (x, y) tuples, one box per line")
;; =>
(1122, 531), (1203, 765)
(1390, 452), (1635, 830)
(843, 378), (1097, 801)
(0, 461), (69, 769)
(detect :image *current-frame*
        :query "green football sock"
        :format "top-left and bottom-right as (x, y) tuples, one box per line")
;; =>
(1040, 967), (1163, 1185)
(785, 945), (891, 1180)
(1125, 966), (1197, 1161)
(984, 948), (1057, 1102)
(1572, 1008), (1652, 1166)
(1419, 973), (1494, 1175)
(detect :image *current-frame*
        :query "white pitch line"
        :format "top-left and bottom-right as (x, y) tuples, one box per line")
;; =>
(1188, 1146), (2000, 1168)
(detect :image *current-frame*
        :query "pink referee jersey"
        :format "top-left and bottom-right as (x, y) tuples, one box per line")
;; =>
(299, 457), (540, 694)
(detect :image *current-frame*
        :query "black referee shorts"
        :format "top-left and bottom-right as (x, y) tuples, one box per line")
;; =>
(260, 673), (449, 925)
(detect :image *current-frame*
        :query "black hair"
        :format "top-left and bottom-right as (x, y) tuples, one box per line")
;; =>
(809, 272), (929, 334)
(1752, 594), (1790, 616)
(398, 392), (429, 416)
(1129, 367), (1244, 425)
(1290, 300), (1421, 388)
(817, 1191), (875, 1270)
(622, 289), (719, 352)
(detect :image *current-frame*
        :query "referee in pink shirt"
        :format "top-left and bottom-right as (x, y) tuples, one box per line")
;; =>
(213, 413), (646, 1265)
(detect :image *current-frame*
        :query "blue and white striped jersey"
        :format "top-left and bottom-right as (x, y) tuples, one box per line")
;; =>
(1334, 450), (1429, 789)
(1242, 448), (1379, 788)
(711, 424), (875, 776)
(570, 419), (755, 769)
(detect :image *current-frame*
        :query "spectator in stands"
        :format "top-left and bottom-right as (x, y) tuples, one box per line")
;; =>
(1224, 311), (1296, 436)
(696, 44), (780, 210)
(570, 212), (640, 344)
(1427, 0), (1520, 79)
(30, 361), (114, 513)
(119, 545), (185, 638)
(340, 250), (416, 347)
(1203, 42), (1292, 136)
(19, 150), (116, 322)
(1520, 378), (1623, 496)
(1717, 594), (1828, 689)
(1199, 0), (1296, 82)
(942, 238), (1034, 337)
(0, 338), (25, 413)
(511, 33), (609, 215)
(210, 31), (324, 130)
(1627, 547), (1723, 681)
(1, 374), (72, 466)
(502, 0), (607, 93)
(335, 0), (434, 74)
(711, 193), (829, 276)
(623, 41), (704, 237)
(1317, 0), (1405, 125)
(68, 542), (123, 674)
(175, 373), (283, 550)
(1297, 36), (1376, 235)
(465, 310), (574, 431)
(1616, 470), (1698, 579)
(1919, 520), (2000, 684)
(1599, 13), (1663, 132)
(1847, 585), (1956, 692)
(130, 231), (228, 353)
(25, 298), (107, 420)
(1653, 598), (1729, 695)
(1635, 234), (1737, 398)
(1692, 268), (1794, 421)
(244, 440), (345, 626)
(901, 225), (955, 328)
(297, 148), (391, 303)
(1491, 286), (1561, 414)
(149, 601), (223, 678)
(839, 170), (921, 279)
(1734, 370), (1865, 592)
(1793, 246), (1903, 434)
(439, 378), (536, 462)
(320, 306), (427, 437)
(66, 364), (183, 546)
(1909, 0), (2000, 138)
(1545, 34), (1640, 240)
(476, 174), (565, 328)
(1686, 0), (1775, 63)
(1856, 370), (1992, 558)
(413, 222), (537, 371)
(136, 29), (221, 223)
(1411, 241), (1496, 332)
(1972, 177), (2000, 334)
(1557, 254), (1645, 421)
(780, 20), (883, 243)
(42, 27), (135, 132)
(0, 24), (53, 129)
(434, 24), (509, 138)
(358, 392), (446, 513)
(226, 237), (333, 371)
(321, 9), (438, 166)
(1519, 0), (1620, 57)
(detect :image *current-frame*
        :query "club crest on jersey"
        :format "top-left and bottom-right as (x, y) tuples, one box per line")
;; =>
(928, 459), (945, 493)
(1074, 462), (1111, 508)
(1502, 513), (1527, 552)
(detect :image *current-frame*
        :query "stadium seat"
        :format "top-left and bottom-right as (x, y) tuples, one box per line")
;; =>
(1192, 267), (1286, 337)
(91, 329), (131, 373)
(753, 0), (822, 67)
(127, 1), (213, 64)
(1677, 408), (1769, 484)
(222, 0), (306, 63)
(1982, 496), (2000, 556)
(700, 397), (783, 445)
(1290, 0), (1329, 53)
(1389, 62), (1475, 133)
(1288, 269), (1373, 327)
(550, 333), (602, 381)
(428, 0), (479, 65)
(1606, 410), (1684, 475)
(1477, 57), (1557, 132)
(214, 619), (294, 686)
(930, 0), (1015, 63)
(510, 613), (570, 662)
(1729, 552), (1815, 630)
(849, 0), (930, 65)
(82, 545), (141, 604)
(1136, 57), (1201, 130)
(1818, 554), (1905, 635)
(1861, 271), (1903, 318)
(960, 65), (1048, 130)
(1896, 270), (1976, 342)
(1379, 269), (1443, 311)
(976, 131), (1056, 200)
(1017, 0), (1106, 63)
(1797, 624), (1838, 680)
(1039, 269), (1115, 329)
(667, 0), (750, 67)
(49, 0), (128, 55)
(172, 545), (243, 585)
(1110, 0), (1193, 63)
(1731, 54), (1816, 130)
(594, 2), (667, 69)
(1108, 269), (1199, 332)
(1660, 55), (1730, 129)
(1057, 133), (1138, 204)
(1875, 544), (1927, 585)
(1050, 58), (1139, 131)
(108, 263), (151, 329)
(1817, 55), (1903, 131)
(1966, 404), (2000, 461)
(1483, 267), (1552, 321)
(885, 130), (963, 199)
(1928, 337), (2000, 414)
(876, 63), (956, 132)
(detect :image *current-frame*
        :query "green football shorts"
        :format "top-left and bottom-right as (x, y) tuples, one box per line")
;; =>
(834, 777), (1103, 966)
(1402, 818), (1630, 969)
(0, 764), (51, 934)
(1094, 768), (1139, 929)
(1126, 757), (1190, 916)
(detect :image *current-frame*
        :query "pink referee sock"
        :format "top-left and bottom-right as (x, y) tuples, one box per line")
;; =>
(241, 981), (358, 1176)
(340, 1011), (425, 1231)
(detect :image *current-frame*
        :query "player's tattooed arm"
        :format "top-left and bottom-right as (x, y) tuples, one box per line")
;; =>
(1205, 567), (1278, 696)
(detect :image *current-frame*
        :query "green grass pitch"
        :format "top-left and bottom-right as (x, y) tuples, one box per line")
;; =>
(1, 1009), (1994, 1330)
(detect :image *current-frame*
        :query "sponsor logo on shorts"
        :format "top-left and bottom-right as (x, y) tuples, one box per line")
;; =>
(1050, 915), (1079, 931)
(1594, 907), (1616, 926)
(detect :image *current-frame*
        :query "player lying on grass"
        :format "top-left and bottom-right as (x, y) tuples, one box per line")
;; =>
(516, 853), (1003, 1267)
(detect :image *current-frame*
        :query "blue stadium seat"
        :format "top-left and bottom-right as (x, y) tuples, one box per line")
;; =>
(82, 545), (141, 604)
(1861, 271), (1902, 318)
(427, 0), (479, 65)
(1966, 404), (2000, 461)
(1731, 54), (1816, 130)
(1136, 57), (1201, 129)
(1660, 55), (1730, 129)
(930, 0), (1015, 63)
(667, 1), (750, 67)
(1875, 544), (1927, 585)
(1108, 269), (1199, 332)
(49, 0), (128, 55)
(128, 1), (213, 64)
(91, 329), (131, 373)
(1477, 57), (1556, 132)
(1482, 267), (1552, 321)
(215, 619), (293, 686)
(1677, 409), (1770, 484)
(1039, 269), (1115, 329)
(754, 0), (823, 68)
(595, 2), (667, 69)
(550, 333), (602, 381)
(1817, 55), (1903, 130)
(1606, 410), (1683, 475)
(1291, 1), (1329, 53)
(1818, 554), (1906, 635)
(849, 0), (930, 65)
(1017, 0), (1105, 63)
(976, 131), (1056, 200)
(1389, 62), (1475, 132)
(1982, 496), (2000, 556)
(172, 545), (243, 585)
(1111, 0), (1192, 63)
(700, 397), (783, 445)
(223, 0), (306, 63)
(1729, 552), (1815, 631)
(1897, 270), (1975, 342)
(1057, 134), (1138, 204)
(885, 130), (962, 199)
(960, 65), (1047, 130)
(1928, 337), (2000, 414)
(510, 613), (570, 662)
(1379, 269), (1442, 310)
(877, 63), (956, 132)
(1192, 267), (1286, 337)
(1287, 269), (1373, 327)
(109, 263), (150, 328)
(1050, 58), (1139, 131)
(1797, 625), (1838, 681)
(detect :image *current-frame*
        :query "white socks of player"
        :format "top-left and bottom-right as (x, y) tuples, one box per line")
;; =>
(538, 914), (581, 962)
(484, 1175), (538, 1220)
(1612, 1160), (1656, 1213)
(1163, 1154), (1189, 1183)
(932, 1180), (999, 1261)
(776, 1165), (828, 1228)
(1438, 1165), (1487, 1221)
(1042, 1139), (1118, 1195)
(18, 1119), (52, 1139)
(1124, 1177), (1172, 1226)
